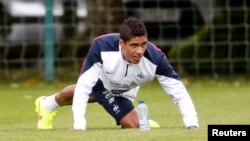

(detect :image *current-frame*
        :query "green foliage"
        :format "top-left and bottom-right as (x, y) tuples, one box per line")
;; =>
(168, 26), (210, 59)
(1, 77), (250, 141)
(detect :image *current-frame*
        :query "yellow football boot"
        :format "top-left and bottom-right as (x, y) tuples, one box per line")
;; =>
(35, 96), (57, 129)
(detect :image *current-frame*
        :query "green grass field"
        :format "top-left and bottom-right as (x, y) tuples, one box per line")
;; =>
(0, 76), (250, 141)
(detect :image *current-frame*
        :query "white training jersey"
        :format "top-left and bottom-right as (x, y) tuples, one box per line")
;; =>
(72, 33), (199, 130)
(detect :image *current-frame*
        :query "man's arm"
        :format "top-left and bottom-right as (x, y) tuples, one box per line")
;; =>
(72, 39), (103, 130)
(154, 54), (199, 129)
(72, 63), (101, 130)
(157, 76), (199, 128)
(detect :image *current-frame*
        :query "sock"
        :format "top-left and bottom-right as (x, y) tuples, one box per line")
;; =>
(42, 93), (59, 112)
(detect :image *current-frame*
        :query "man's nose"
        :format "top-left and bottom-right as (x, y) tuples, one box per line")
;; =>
(136, 46), (144, 54)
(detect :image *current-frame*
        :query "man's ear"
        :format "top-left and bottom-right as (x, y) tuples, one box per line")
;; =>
(119, 39), (125, 47)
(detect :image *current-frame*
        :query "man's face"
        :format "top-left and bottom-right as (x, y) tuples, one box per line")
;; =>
(120, 36), (147, 64)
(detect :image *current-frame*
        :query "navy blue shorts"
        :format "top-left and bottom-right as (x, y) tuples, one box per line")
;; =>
(90, 88), (134, 125)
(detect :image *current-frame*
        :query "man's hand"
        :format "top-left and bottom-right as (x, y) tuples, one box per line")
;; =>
(71, 129), (85, 132)
(187, 126), (199, 129)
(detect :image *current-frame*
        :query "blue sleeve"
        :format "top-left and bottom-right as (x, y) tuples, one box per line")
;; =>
(80, 39), (103, 74)
(156, 54), (180, 80)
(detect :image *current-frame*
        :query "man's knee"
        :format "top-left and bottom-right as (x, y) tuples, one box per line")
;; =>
(55, 85), (76, 105)
(120, 108), (139, 128)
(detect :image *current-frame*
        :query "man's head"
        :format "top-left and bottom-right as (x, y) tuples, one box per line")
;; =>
(119, 17), (148, 64)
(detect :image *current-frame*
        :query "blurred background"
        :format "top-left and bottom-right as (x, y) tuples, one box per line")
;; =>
(0, 0), (249, 82)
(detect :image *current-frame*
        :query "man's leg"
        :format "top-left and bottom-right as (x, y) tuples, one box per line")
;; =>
(55, 84), (96, 105)
(54, 84), (75, 106)
(120, 108), (139, 128)
(35, 84), (96, 129)
(54, 85), (139, 129)
(90, 88), (139, 129)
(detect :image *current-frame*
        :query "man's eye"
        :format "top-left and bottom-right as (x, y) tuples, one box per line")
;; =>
(131, 45), (137, 48)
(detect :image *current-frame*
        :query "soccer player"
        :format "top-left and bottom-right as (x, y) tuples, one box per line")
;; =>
(35, 17), (199, 130)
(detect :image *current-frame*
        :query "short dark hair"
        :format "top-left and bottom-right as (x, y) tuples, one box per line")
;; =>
(119, 17), (148, 42)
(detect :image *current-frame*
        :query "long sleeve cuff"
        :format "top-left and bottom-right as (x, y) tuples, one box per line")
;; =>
(73, 113), (86, 130)
(183, 115), (199, 128)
